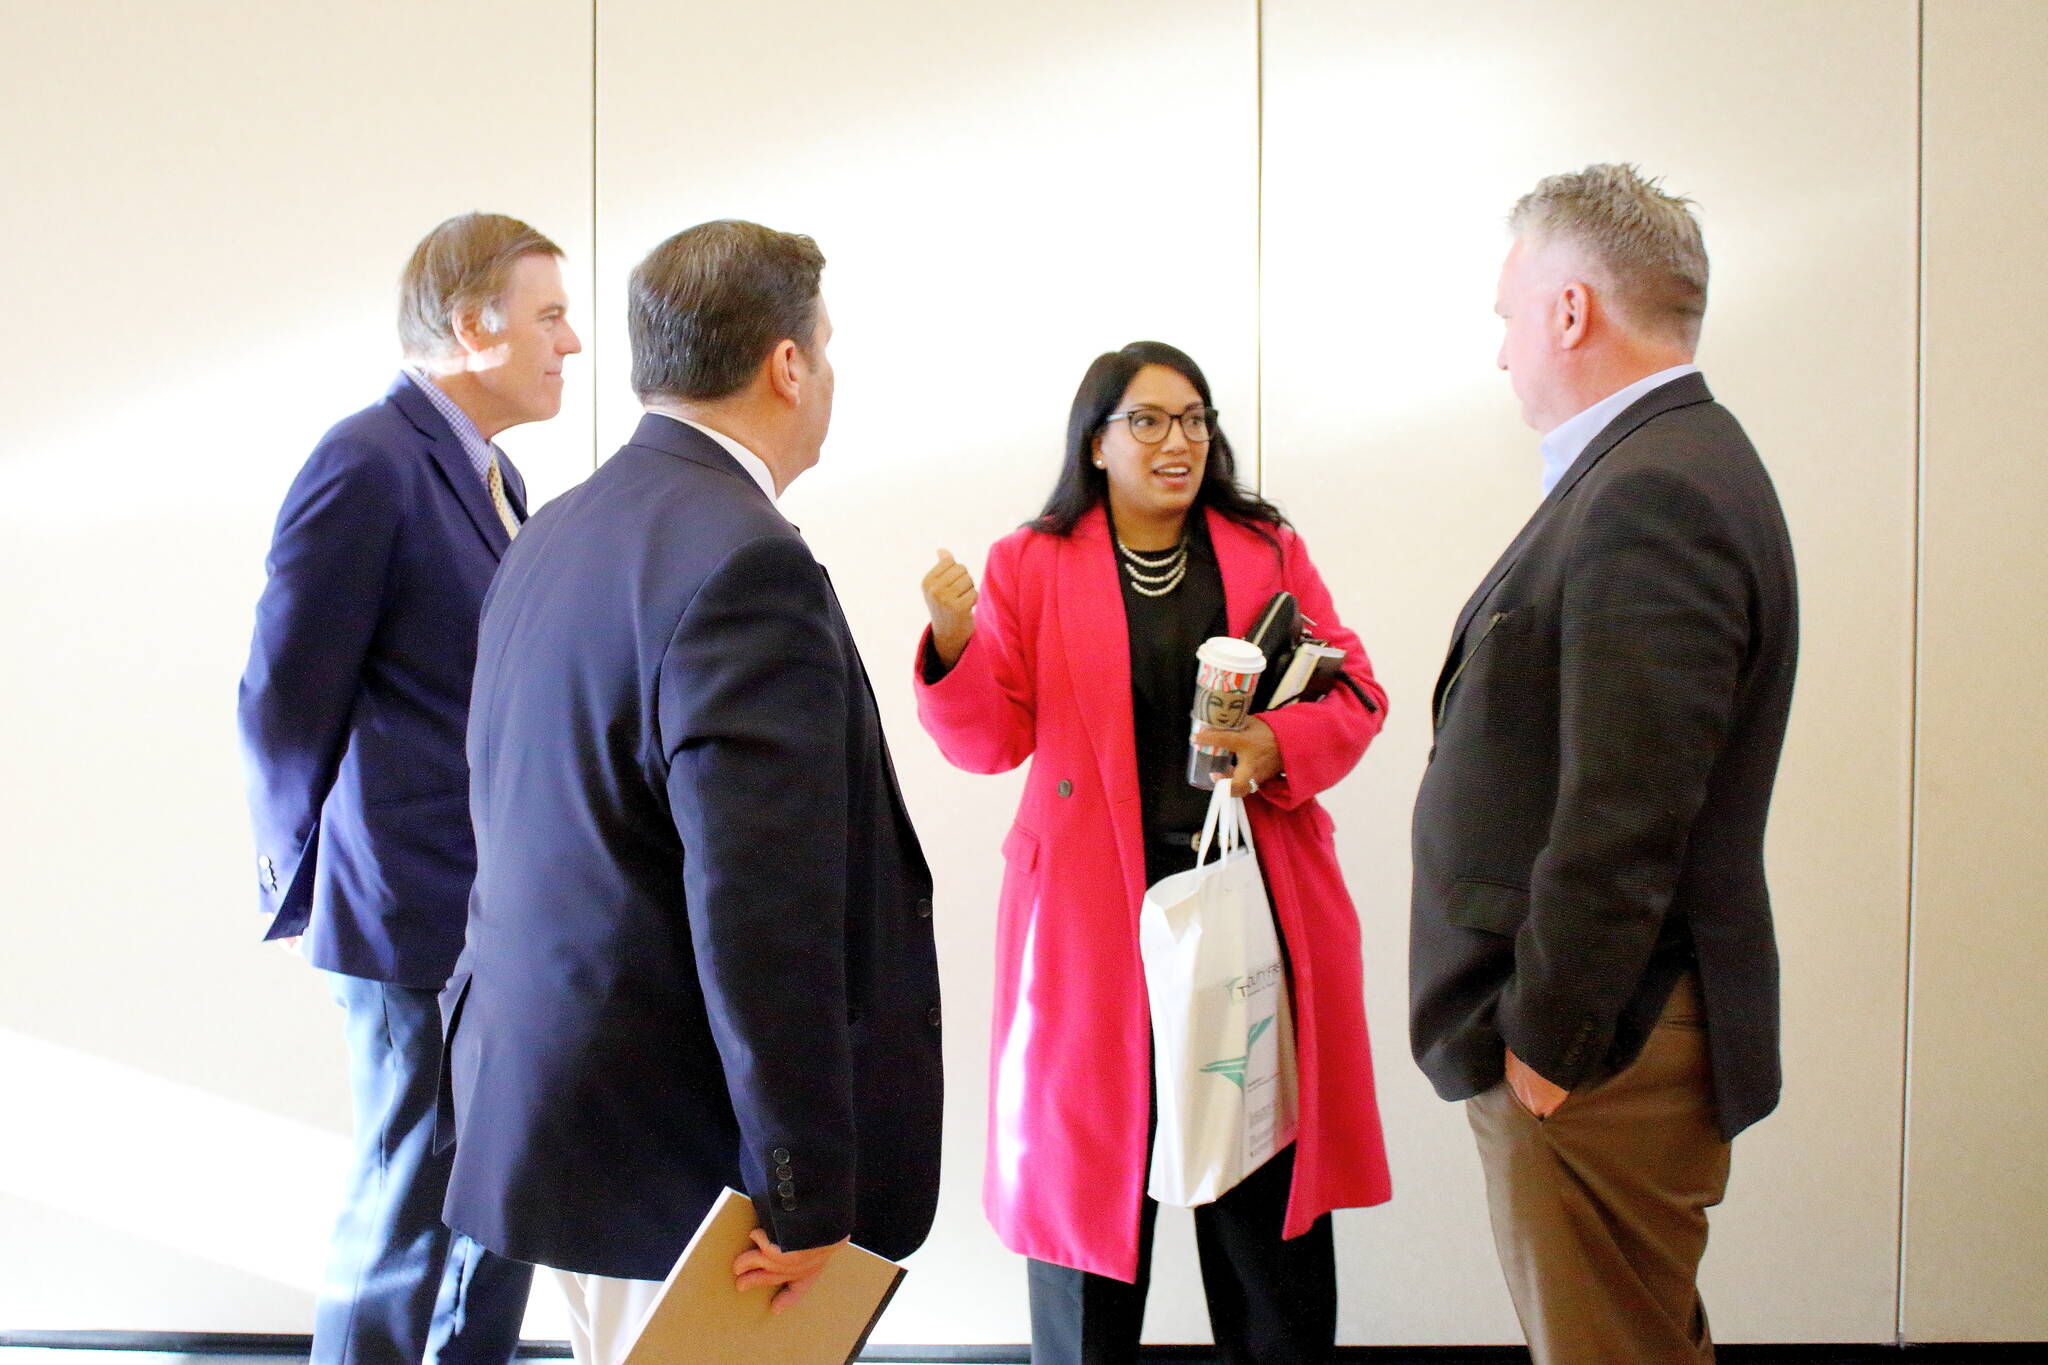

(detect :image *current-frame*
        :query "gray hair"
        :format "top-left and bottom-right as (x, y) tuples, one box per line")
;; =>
(1509, 163), (1708, 345)
(398, 213), (562, 361)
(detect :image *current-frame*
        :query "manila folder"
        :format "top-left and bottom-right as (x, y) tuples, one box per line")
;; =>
(619, 1188), (906, 1365)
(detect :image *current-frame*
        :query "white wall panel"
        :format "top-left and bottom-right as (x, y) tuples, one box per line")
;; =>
(1258, 1), (1919, 1344)
(595, 0), (1257, 1344)
(0, 0), (592, 1330)
(1904, 0), (2048, 1342)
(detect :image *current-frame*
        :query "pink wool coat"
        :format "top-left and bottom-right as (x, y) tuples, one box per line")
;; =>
(914, 503), (1394, 1282)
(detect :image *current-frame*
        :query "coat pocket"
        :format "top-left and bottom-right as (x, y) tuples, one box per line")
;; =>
(1435, 607), (1517, 730)
(1447, 879), (1528, 937)
(1001, 824), (1041, 873)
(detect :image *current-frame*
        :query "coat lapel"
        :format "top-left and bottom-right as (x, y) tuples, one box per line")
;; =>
(1433, 372), (1718, 702)
(1057, 506), (1147, 903)
(388, 375), (511, 559)
(1547, 370), (1714, 510)
(1057, 506), (1289, 907)
(1206, 507), (1287, 638)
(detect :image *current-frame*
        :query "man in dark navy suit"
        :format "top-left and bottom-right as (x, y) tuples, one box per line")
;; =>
(1411, 166), (1798, 1365)
(239, 213), (579, 1365)
(443, 220), (942, 1364)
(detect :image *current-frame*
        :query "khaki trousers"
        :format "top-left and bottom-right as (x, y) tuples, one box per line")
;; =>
(1466, 975), (1732, 1365)
(550, 1267), (665, 1365)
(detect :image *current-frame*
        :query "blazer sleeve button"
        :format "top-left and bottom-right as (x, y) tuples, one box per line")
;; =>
(777, 1179), (796, 1196)
(928, 1006), (942, 1028)
(915, 897), (933, 919)
(771, 1147), (791, 1165)
(1057, 780), (1072, 798)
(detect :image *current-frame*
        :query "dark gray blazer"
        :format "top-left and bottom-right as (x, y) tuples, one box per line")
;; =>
(442, 415), (943, 1279)
(1410, 372), (1798, 1140)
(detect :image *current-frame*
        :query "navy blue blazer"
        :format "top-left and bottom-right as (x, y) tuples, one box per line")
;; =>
(443, 415), (943, 1279)
(238, 374), (524, 988)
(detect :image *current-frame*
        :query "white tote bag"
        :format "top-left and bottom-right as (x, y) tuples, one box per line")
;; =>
(1140, 781), (1299, 1207)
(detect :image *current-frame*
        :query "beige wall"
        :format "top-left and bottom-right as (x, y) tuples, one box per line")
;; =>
(0, 0), (594, 1333)
(0, 0), (2040, 1347)
(1905, 0), (2048, 1342)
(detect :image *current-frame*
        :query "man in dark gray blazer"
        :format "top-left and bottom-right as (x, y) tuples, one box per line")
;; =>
(1411, 165), (1798, 1365)
(442, 221), (942, 1363)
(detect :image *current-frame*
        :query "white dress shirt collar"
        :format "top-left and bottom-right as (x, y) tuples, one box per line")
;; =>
(657, 414), (779, 503)
(1539, 363), (1701, 497)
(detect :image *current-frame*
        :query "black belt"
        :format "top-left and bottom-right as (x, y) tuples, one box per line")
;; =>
(1153, 828), (1205, 851)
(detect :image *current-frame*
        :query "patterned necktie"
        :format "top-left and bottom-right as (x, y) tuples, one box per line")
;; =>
(485, 454), (520, 539)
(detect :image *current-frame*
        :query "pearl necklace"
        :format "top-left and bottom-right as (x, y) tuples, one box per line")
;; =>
(1116, 529), (1190, 597)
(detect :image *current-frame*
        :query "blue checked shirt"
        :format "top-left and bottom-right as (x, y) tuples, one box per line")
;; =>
(404, 368), (497, 489)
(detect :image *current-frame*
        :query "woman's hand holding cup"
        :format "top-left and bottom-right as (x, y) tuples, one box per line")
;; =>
(923, 549), (978, 668)
(1192, 716), (1283, 799)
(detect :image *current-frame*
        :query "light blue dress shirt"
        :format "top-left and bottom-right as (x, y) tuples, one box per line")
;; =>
(1539, 364), (1701, 496)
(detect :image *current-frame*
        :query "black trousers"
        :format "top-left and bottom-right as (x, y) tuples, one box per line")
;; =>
(1026, 1143), (1335, 1365)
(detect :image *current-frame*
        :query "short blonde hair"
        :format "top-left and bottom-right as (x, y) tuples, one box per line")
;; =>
(1510, 164), (1708, 345)
(398, 212), (562, 361)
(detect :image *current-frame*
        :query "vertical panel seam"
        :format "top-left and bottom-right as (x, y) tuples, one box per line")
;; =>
(591, 0), (601, 472)
(1253, 0), (1264, 494)
(1897, 0), (1926, 1347)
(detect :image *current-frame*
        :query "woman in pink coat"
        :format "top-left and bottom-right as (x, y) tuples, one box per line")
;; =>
(915, 341), (1392, 1363)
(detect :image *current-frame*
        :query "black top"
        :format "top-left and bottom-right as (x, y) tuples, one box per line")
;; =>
(1114, 512), (1229, 886)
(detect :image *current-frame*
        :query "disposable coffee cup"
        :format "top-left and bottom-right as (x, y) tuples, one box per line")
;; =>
(1187, 635), (1267, 789)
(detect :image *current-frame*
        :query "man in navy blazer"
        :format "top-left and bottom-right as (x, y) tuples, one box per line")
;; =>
(443, 219), (942, 1362)
(239, 213), (580, 1365)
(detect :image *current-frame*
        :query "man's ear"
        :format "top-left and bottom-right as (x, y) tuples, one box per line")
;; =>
(766, 338), (803, 404)
(450, 304), (499, 359)
(1556, 281), (1592, 351)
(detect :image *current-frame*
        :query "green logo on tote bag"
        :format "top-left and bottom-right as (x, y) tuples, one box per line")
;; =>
(1198, 1015), (1275, 1090)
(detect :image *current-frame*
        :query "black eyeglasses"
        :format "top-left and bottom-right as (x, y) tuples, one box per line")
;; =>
(1100, 405), (1218, 444)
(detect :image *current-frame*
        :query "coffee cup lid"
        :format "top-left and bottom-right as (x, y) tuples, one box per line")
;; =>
(1197, 635), (1266, 674)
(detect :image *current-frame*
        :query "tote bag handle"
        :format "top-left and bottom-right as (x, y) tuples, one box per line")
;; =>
(1193, 776), (1259, 871)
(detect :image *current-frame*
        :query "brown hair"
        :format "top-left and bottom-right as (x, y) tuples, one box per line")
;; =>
(398, 213), (562, 360)
(629, 220), (826, 402)
(1510, 163), (1709, 346)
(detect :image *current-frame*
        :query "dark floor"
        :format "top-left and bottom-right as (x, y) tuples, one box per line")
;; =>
(2, 1340), (2044, 1363)
(861, 1350), (2048, 1364)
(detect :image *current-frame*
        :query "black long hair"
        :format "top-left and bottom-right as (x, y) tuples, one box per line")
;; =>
(1032, 340), (1289, 539)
